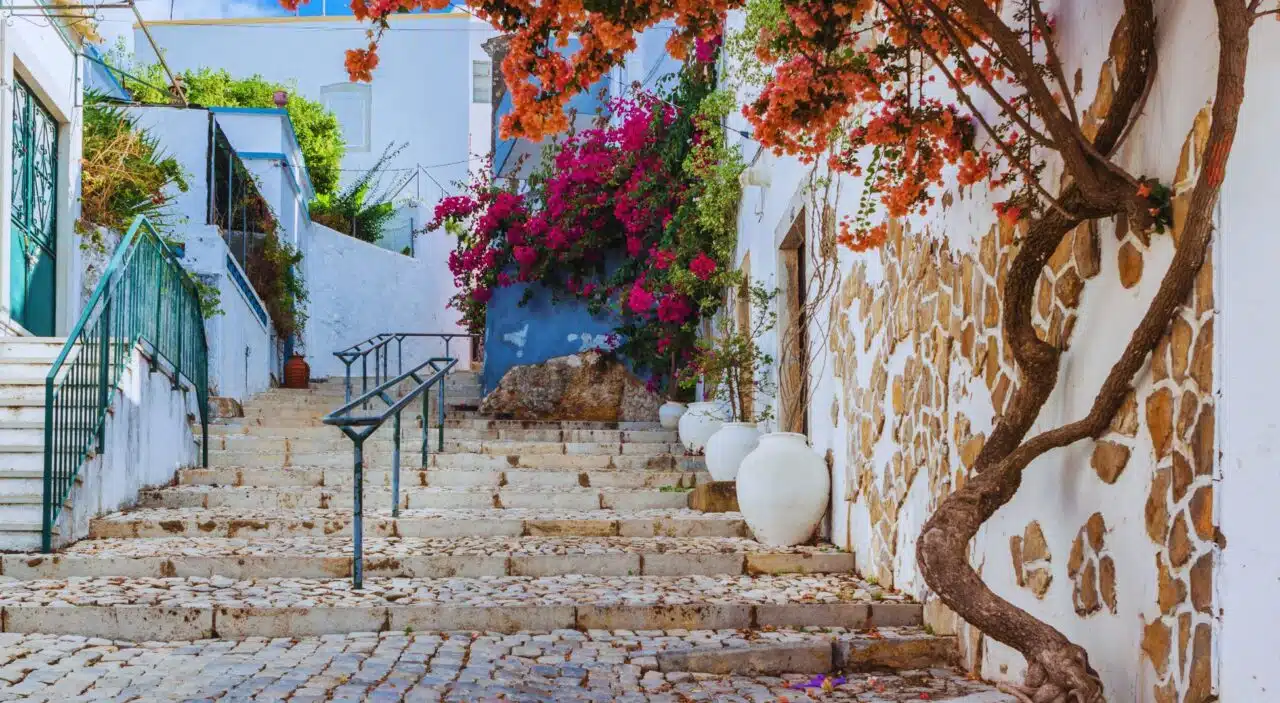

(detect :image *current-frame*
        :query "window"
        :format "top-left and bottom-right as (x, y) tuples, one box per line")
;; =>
(472, 61), (492, 104)
(321, 83), (372, 151)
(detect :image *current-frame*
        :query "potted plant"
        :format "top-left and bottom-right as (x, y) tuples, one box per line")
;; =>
(680, 283), (776, 480)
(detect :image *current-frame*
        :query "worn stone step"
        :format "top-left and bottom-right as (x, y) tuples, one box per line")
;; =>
(205, 424), (678, 444)
(0, 629), (1011, 702)
(655, 627), (960, 675)
(137, 485), (693, 511)
(0, 573), (918, 638)
(207, 449), (693, 472)
(205, 436), (681, 457)
(179, 466), (707, 490)
(89, 507), (750, 539)
(9, 536), (853, 579)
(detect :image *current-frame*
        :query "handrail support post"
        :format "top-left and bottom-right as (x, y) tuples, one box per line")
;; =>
(392, 411), (402, 519)
(352, 437), (365, 590)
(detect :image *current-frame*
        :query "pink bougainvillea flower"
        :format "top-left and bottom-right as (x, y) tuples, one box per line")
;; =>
(626, 235), (643, 257)
(657, 335), (673, 354)
(657, 294), (692, 323)
(627, 283), (655, 314)
(690, 253), (717, 281)
(652, 248), (676, 270)
(513, 245), (538, 269)
(471, 287), (493, 303)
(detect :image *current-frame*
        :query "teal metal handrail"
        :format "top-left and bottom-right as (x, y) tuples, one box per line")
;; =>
(323, 356), (457, 588)
(42, 216), (210, 552)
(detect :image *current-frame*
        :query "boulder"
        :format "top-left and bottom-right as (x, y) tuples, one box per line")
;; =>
(479, 351), (660, 422)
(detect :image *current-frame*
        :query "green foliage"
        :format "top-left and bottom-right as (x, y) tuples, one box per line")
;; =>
(78, 96), (189, 249)
(724, 0), (785, 89)
(117, 57), (345, 196)
(309, 143), (407, 243)
(679, 282), (777, 423)
(245, 231), (308, 338)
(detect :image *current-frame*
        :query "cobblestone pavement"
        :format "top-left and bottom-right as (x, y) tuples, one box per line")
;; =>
(0, 630), (1013, 702)
(0, 574), (902, 608)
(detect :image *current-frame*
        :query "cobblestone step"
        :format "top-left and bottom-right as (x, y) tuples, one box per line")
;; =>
(0, 573), (920, 638)
(137, 485), (695, 511)
(207, 424), (678, 443)
(207, 437), (682, 457)
(6, 536), (854, 579)
(89, 508), (750, 540)
(0, 629), (1012, 702)
(207, 450), (696, 472)
(179, 466), (707, 490)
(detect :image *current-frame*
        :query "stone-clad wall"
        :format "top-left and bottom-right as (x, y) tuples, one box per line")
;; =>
(821, 106), (1217, 700)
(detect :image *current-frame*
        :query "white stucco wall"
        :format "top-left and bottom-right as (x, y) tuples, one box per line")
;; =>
(55, 345), (200, 545)
(722, 2), (1274, 698)
(304, 223), (466, 379)
(0, 17), (85, 336)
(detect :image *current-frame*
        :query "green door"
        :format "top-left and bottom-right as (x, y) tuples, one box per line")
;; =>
(9, 78), (57, 336)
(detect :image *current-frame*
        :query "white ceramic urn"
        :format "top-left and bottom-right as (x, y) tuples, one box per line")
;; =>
(736, 432), (830, 546)
(677, 401), (725, 453)
(658, 401), (687, 430)
(703, 422), (762, 482)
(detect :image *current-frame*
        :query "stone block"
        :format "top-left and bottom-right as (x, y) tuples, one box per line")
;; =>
(405, 491), (495, 510)
(601, 491), (688, 511)
(575, 604), (751, 631)
(214, 607), (387, 638)
(755, 603), (871, 629)
(369, 555), (508, 578)
(389, 606), (574, 633)
(745, 553), (856, 575)
(524, 519), (618, 537)
(4, 606), (214, 640)
(499, 490), (600, 511)
(688, 482), (739, 513)
(657, 642), (833, 675)
(869, 602), (925, 627)
(510, 554), (640, 577)
(835, 634), (958, 672)
(391, 518), (524, 539)
(642, 553), (744, 576)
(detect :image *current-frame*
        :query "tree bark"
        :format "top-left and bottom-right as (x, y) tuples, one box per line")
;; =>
(915, 3), (1253, 701)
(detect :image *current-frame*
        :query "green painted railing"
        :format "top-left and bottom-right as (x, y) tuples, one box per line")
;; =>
(42, 216), (209, 552)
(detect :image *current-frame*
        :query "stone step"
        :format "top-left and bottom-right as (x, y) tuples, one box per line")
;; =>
(0, 629), (1006, 702)
(0, 573), (918, 639)
(205, 436), (682, 457)
(179, 466), (706, 490)
(0, 359), (52, 383)
(0, 451), (42, 473)
(207, 449), (695, 472)
(89, 507), (750, 540)
(0, 420), (44, 444)
(136, 485), (694, 512)
(9, 536), (853, 579)
(205, 424), (678, 444)
(0, 337), (66, 361)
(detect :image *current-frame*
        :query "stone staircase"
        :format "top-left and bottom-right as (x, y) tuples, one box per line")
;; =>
(0, 337), (65, 551)
(0, 373), (1014, 701)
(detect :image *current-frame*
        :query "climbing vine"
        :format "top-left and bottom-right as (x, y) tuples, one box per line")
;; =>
(429, 61), (743, 385)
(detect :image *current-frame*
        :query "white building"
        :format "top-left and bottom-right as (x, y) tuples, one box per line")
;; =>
(133, 11), (496, 259)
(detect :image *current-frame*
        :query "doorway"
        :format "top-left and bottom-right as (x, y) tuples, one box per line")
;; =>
(778, 209), (808, 435)
(9, 77), (58, 336)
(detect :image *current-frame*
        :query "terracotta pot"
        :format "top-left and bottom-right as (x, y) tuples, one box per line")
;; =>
(283, 355), (310, 389)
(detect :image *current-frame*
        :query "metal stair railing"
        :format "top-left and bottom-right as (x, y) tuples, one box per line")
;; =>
(334, 332), (479, 403)
(322, 356), (458, 588)
(42, 216), (210, 552)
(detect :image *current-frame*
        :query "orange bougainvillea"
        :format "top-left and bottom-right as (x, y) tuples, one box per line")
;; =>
(283, 0), (1063, 247)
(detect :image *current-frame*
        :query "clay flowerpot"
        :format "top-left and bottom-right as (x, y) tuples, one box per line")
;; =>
(678, 401), (725, 453)
(659, 401), (687, 430)
(736, 432), (829, 546)
(283, 355), (310, 389)
(704, 422), (761, 482)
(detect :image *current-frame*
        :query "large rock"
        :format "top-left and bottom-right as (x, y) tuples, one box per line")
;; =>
(480, 351), (660, 422)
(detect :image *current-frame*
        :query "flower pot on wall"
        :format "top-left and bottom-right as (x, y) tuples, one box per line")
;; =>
(659, 401), (687, 430)
(678, 401), (724, 453)
(704, 422), (761, 482)
(736, 432), (829, 546)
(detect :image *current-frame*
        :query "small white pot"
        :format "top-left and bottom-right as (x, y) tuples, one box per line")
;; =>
(704, 422), (761, 482)
(678, 401), (725, 453)
(658, 401), (687, 430)
(736, 432), (830, 546)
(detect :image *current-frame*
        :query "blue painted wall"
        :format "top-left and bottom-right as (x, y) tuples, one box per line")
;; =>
(482, 282), (619, 391)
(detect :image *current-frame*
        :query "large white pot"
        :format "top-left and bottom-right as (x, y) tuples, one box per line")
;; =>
(736, 432), (830, 546)
(678, 401), (725, 453)
(659, 401), (687, 430)
(704, 422), (761, 482)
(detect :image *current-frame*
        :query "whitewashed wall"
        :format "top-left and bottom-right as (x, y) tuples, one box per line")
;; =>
(725, 3), (1277, 699)
(0, 17), (84, 335)
(56, 345), (200, 545)
(304, 223), (465, 379)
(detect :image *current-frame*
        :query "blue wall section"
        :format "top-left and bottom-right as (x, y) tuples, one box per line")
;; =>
(482, 282), (619, 391)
